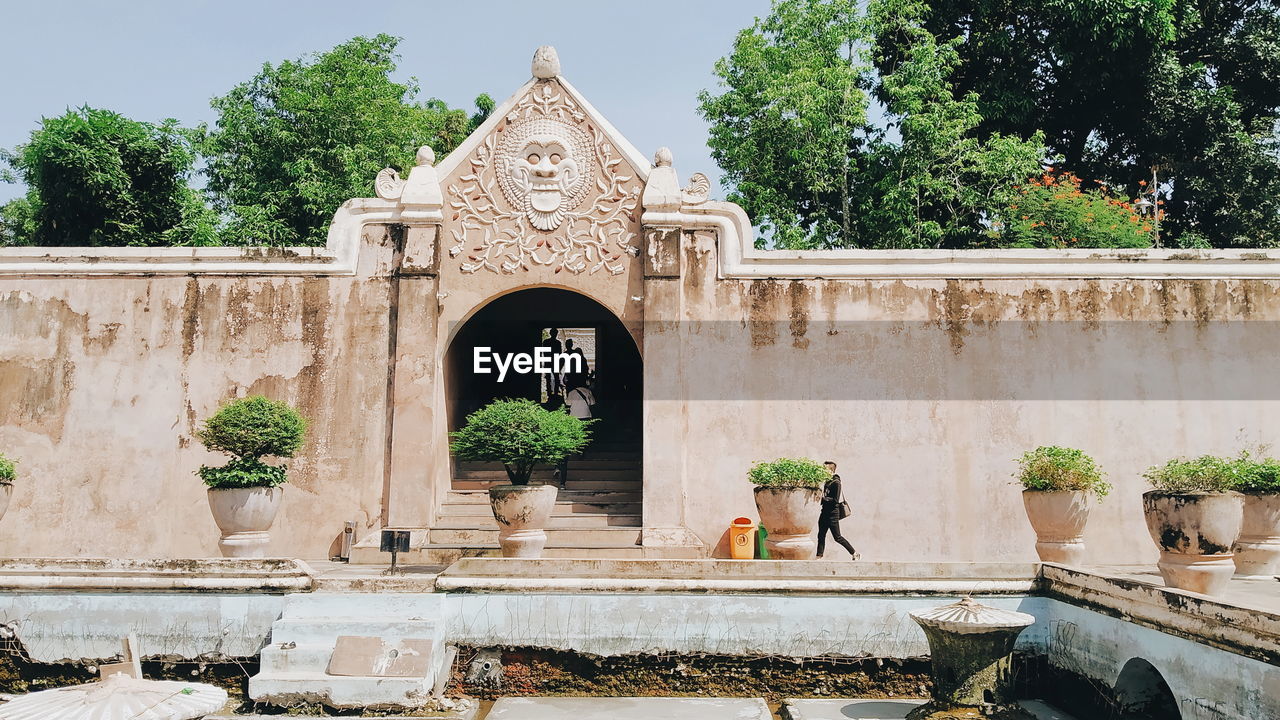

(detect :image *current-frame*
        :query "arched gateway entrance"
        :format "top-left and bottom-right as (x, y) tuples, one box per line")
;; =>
(437, 288), (644, 555)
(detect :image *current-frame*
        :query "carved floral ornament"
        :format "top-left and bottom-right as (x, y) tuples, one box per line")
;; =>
(446, 79), (642, 275)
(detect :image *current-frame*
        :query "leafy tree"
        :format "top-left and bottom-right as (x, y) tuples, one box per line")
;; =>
(699, 0), (1046, 248)
(698, 0), (875, 248)
(878, 0), (1280, 247)
(202, 34), (493, 246)
(1, 106), (215, 247)
(867, 0), (1046, 248)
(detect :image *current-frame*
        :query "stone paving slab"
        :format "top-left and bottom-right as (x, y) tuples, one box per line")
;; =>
(781, 698), (924, 719)
(780, 699), (1078, 720)
(486, 696), (772, 719)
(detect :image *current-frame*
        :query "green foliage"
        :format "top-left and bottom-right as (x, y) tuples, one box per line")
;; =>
(1233, 453), (1280, 494)
(197, 396), (308, 460)
(698, 0), (875, 248)
(991, 171), (1154, 248)
(450, 399), (593, 485)
(700, 0), (1047, 249)
(1014, 446), (1111, 498)
(196, 396), (306, 489)
(197, 456), (288, 489)
(747, 457), (828, 489)
(201, 34), (491, 246)
(1143, 455), (1244, 493)
(882, 0), (1280, 247)
(867, 0), (1048, 249)
(0, 454), (14, 485)
(1, 107), (215, 247)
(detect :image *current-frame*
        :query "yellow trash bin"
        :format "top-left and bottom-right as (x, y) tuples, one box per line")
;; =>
(729, 517), (756, 560)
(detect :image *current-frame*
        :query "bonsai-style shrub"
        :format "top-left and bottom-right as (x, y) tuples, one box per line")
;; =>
(1143, 455), (1243, 493)
(1014, 446), (1111, 498)
(1234, 454), (1280, 494)
(747, 458), (827, 489)
(196, 396), (308, 488)
(450, 398), (593, 486)
(0, 454), (14, 485)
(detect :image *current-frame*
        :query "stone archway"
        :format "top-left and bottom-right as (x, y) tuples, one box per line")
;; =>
(433, 287), (644, 558)
(1114, 657), (1180, 719)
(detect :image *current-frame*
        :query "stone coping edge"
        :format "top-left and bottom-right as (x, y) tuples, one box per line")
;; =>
(0, 558), (315, 593)
(432, 576), (1037, 595)
(1041, 564), (1280, 666)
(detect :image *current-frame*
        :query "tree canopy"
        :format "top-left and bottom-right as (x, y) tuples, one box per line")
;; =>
(1, 106), (214, 247)
(704, 0), (1280, 248)
(201, 34), (492, 246)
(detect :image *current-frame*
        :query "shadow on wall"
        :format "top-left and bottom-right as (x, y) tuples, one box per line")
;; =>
(1114, 657), (1180, 719)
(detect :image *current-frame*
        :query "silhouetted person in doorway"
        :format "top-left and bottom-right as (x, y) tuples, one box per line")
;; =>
(541, 329), (562, 397)
(557, 374), (596, 486)
(817, 461), (858, 560)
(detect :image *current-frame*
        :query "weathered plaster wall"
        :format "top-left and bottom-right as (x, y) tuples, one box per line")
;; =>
(0, 228), (396, 558)
(652, 231), (1280, 563)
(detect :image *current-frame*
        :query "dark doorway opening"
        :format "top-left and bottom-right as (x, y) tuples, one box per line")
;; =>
(445, 287), (642, 454)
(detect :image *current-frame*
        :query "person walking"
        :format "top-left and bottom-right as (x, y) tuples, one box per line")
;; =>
(817, 460), (859, 560)
(541, 329), (563, 398)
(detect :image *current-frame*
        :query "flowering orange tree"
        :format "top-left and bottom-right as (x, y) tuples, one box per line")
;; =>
(993, 171), (1155, 248)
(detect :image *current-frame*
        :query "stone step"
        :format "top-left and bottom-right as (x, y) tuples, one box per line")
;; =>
(257, 642), (336, 675)
(437, 503), (642, 518)
(459, 459), (640, 470)
(450, 479), (642, 491)
(432, 514), (643, 529)
(275, 593), (443, 619)
(442, 489), (642, 504)
(428, 527), (641, 545)
(248, 672), (434, 710)
(455, 468), (638, 481)
(269, 618), (438, 646)
(349, 543), (651, 565)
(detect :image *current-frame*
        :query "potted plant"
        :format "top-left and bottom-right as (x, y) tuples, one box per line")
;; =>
(1233, 454), (1280, 577)
(1142, 456), (1244, 595)
(748, 458), (827, 560)
(450, 399), (592, 558)
(0, 453), (14, 522)
(1015, 446), (1111, 565)
(196, 396), (308, 558)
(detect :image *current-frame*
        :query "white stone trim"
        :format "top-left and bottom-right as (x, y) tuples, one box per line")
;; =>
(646, 202), (1280, 280)
(0, 199), (422, 277)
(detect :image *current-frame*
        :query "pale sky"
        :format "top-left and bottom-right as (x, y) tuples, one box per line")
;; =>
(0, 0), (773, 204)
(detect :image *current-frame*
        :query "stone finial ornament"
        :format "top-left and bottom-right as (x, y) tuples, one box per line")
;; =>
(906, 597), (1036, 719)
(682, 172), (711, 205)
(374, 145), (443, 221)
(654, 147), (674, 168)
(642, 147), (682, 214)
(532, 45), (560, 79)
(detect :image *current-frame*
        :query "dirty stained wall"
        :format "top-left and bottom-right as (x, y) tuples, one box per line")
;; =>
(3, 221), (1280, 562)
(650, 231), (1280, 563)
(0, 228), (396, 558)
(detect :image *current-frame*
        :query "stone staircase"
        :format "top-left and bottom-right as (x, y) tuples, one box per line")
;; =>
(350, 443), (655, 564)
(249, 593), (447, 710)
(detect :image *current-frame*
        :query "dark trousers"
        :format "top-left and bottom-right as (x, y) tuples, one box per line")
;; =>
(817, 514), (856, 557)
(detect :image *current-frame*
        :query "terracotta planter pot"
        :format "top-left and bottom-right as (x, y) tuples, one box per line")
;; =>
(0, 483), (11, 522)
(753, 486), (822, 560)
(489, 484), (558, 558)
(1022, 490), (1092, 565)
(1142, 491), (1243, 595)
(1234, 492), (1280, 577)
(207, 486), (283, 558)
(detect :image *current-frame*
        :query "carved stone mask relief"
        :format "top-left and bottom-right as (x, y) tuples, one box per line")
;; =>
(497, 117), (593, 231)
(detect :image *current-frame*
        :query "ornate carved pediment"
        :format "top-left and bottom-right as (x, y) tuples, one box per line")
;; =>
(442, 49), (643, 276)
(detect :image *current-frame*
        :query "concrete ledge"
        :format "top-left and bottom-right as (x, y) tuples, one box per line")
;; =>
(1042, 564), (1280, 665)
(435, 559), (1040, 594)
(0, 558), (314, 593)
